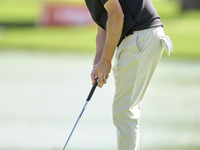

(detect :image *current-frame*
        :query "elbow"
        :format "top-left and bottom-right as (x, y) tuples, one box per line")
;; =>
(120, 11), (124, 20)
(118, 13), (124, 23)
(116, 12), (124, 23)
(109, 11), (124, 23)
(114, 10), (124, 20)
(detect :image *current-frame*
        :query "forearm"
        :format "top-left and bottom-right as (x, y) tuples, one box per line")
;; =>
(101, 14), (124, 63)
(93, 26), (106, 66)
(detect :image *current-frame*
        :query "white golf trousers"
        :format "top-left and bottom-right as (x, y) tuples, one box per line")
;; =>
(112, 26), (165, 150)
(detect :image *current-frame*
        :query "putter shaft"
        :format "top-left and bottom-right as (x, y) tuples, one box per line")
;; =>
(62, 101), (89, 150)
(62, 80), (98, 150)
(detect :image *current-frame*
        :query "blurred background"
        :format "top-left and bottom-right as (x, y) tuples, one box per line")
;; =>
(0, 0), (200, 150)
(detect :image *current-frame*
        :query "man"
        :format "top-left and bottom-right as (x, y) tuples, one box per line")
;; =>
(84, 0), (172, 149)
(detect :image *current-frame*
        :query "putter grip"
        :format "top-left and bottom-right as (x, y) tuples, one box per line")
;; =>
(86, 79), (98, 101)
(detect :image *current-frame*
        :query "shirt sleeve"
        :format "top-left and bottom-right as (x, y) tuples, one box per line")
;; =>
(100, 0), (108, 5)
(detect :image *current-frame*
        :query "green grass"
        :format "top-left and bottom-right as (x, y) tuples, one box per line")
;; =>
(153, 0), (182, 19)
(0, 26), (96, 53)
(0, 0), (40, 23)
(162, 14), (200, 59)
(0, 0), (200, 59)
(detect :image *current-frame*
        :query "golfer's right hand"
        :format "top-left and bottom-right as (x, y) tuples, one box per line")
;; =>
(91, 66), (109, 88)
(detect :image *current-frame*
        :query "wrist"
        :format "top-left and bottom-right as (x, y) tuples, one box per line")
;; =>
(101, 56), (112, 64)
(101, 47), (115, 64)
(93, 64), (97, 68)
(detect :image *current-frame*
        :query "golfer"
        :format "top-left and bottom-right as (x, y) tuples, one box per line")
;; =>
(85, 0), (172, 149)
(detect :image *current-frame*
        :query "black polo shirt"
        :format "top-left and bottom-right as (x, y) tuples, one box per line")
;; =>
(84, 0), (163, 46)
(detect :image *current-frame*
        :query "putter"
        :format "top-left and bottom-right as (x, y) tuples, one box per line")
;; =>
(62, 79), (98, 150)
